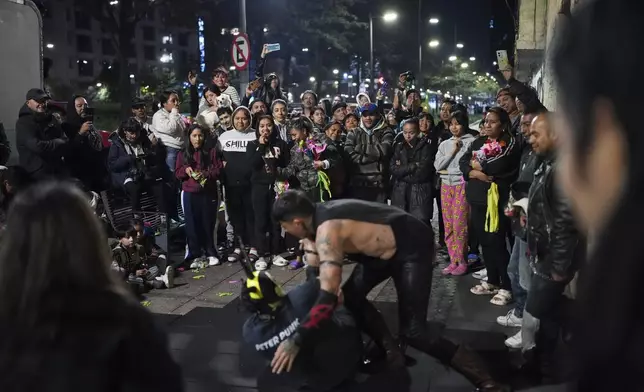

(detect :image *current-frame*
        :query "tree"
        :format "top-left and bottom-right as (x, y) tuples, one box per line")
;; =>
(427, 63), (500, 100)
(76, 0), (209, 115)
(254, 0), (367, 95)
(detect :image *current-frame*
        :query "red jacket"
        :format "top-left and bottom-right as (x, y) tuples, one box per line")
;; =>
(175, 148), (221, 194)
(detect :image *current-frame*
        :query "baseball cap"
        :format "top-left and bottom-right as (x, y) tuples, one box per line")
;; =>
(359, 103), (378, 115)
(26, 88), (50, 101)
(131, 97), (146, 108)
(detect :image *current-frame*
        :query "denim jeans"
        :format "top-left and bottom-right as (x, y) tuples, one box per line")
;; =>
(508, 237), (529, 317)
(165, 146), (180, 173)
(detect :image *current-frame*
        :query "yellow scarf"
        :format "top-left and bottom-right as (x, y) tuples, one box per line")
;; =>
(485, 182), (499, 233)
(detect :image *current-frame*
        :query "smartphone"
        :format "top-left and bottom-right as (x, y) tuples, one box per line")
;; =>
(249, 78), (262, 91)
(496, 50), (511, 71)
(265, 43), (280, 53)
(83, 107), (95, 122)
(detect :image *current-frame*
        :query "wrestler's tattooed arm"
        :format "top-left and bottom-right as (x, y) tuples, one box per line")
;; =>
(290, 221), (344, 346)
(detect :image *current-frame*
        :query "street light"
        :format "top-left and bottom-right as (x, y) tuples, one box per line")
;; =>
(429, 40), (439, 48)
(333, 69), (339, 75)
(96, 82), (102, 87)
(383, 12), (398, 22)
(461, 62), (469, 69)
(469, 56), (476, 61)
(309, 76), (316, 82)
(429, 17), (439, 24)
(472, 71), (477, 75)
(129, 74), (135, 79)
(449, 55), (457, 61)
(493, 61), (497, 66)
(263, 27), (268, 33)
(456, 43), (464, 49)
(46, 43), (54, 49)
(370, 11), (398, 98)
(302, 48), (309, 52)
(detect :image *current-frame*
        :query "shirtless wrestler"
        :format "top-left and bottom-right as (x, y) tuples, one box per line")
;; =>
(269, 190), (507, 392)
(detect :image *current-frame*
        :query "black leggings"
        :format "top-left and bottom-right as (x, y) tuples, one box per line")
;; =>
(226, 185), (254, 247)
(470, 203), (511, 290)
(251, 184), (283, 256)
(123, 179), (166, 215)
(342, 250), (457, 363)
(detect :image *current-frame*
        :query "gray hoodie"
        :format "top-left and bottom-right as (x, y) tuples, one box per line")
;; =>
(434, 133), (476, 186)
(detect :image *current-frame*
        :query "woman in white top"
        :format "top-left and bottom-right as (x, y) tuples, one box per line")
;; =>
(434, 110), (476, 276)
(152, 90), (187, 172)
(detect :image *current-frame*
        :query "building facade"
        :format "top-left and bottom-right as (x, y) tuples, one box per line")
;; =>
(41, 0), (198, 88)
(514, 0), (587, 109)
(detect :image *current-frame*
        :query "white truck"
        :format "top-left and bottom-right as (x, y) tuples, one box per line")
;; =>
(0, 0), (43, 165)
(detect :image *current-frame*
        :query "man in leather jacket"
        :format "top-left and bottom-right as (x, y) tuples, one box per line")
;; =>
(523, 114), (584, 384)
(344, 103), (394, 202)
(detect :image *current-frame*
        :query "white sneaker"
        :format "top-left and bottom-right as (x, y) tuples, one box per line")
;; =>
(162, 266), (175, 289)
(472, 268), (487, 280)
(208, 256), (220, 266)
(504, 330), (522, 349)
(255, 257), (268, 271)
(496, 309), (523, 328)
(273, 255), (289, 267)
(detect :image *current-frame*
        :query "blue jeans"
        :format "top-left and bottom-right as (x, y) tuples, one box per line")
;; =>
(165, 146), (180, 173)
(508, 237), (529, 317)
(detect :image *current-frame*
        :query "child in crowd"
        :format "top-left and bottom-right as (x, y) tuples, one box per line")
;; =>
(246, 114), (290, 271)
(176, 124), (222, 269)
(434, 110), (476, 276)
(131, 218), (168, 264)
(111, 227), (174, 292)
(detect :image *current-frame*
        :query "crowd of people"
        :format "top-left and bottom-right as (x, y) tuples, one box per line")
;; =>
(4, 2), (640, 388)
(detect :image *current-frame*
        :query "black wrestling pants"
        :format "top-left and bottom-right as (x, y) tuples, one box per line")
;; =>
(342, 243), (457, 362)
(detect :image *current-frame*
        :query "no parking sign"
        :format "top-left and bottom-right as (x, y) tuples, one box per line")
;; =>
(231, 33), (250, 71)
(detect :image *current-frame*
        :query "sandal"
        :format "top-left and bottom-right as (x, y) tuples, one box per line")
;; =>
(227, 249), (241, 263)
(248, 248), (259, 263)
(470, 281), (499, 296)
(272, 255), (289, 267)
(254, 257), (268, 271)
(490, 289), (513, 306)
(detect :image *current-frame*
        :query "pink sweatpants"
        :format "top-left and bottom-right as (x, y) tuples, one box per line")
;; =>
(440, 183), (469, 264)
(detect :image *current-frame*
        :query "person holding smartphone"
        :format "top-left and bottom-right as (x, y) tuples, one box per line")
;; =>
(61, 95), (104, 191)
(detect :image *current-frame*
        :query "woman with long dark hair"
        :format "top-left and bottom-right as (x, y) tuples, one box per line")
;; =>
(246, 115), (289, 271)
(0, 182), (182, 391)
(459, 106), (519, 305)
(552, 1), (644, 389)
(176, 124), (222, 269)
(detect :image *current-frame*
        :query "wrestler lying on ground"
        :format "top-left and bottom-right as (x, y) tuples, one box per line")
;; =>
(270, 190), (507, 392)
(241, 271), (362, 391)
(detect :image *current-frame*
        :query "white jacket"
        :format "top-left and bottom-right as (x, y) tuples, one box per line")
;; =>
(151, 108), (186, 150)
(434, 133), (476, 186)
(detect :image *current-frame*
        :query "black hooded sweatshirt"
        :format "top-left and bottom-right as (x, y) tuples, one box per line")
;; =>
(246, 126), (290, 186)
(15, 104), (68, 180)
(61, 96), (105, 190)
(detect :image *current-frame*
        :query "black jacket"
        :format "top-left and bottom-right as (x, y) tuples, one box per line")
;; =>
(527, 153), (584, 279)
(246, 137), (290, 186)
(459, 131), (520, 206)
(0, 291), (183, 392)
(107, 132), (161, 187)
(15, 104), (69, 179)
(0, 123), (11, 165)
(344, 118), (395, 189)
(390, 136), (436, 224)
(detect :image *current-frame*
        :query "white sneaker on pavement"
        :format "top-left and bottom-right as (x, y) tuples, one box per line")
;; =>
(190, 259), (201, 269)
(162, 266), (175, 289)
(504, 330), (522, 349)
(472, 268), (487, 280)
(496, 309), (523, 327)
(208, 256), (220, 266)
